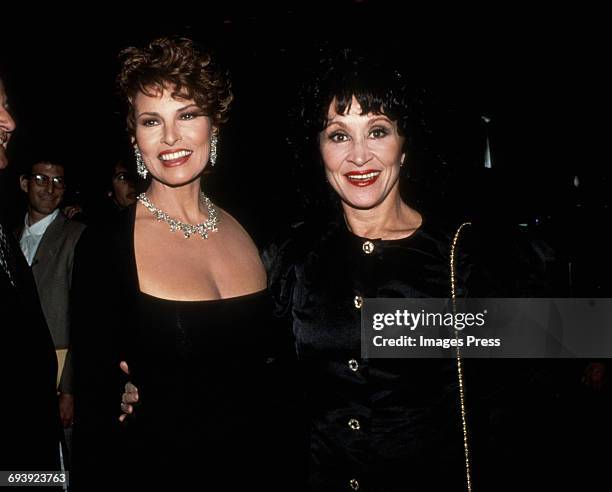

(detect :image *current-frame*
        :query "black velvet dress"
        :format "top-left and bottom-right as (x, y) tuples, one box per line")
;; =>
(123, 290), (292, 488)
(263, 215), (555, 492)
(71, 207), (301, 491)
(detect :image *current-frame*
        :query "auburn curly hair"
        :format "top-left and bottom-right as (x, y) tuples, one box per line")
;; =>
(117, 37), (233, 136)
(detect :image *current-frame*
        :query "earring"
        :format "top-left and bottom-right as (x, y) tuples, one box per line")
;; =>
(209, 135), (218, 166)
(135, 147), (148, 179)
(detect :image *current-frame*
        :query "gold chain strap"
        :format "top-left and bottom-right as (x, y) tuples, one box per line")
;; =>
(450, 222), (473, 492)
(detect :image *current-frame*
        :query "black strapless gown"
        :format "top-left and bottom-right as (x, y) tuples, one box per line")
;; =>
(123, 289), (300, 489)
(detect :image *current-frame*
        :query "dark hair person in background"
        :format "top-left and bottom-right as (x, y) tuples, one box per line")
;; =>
(87, 158), (137, 226)
(107, 159), (137, 211)
(0, 76), (63, 484)
(70, 38), (294, 490)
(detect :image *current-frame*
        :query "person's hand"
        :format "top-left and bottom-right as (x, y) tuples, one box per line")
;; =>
(119, 361), (139, 423)
(581, 362), (607, 391)
(63, 204), (83, 219)
(59, 392), (74, 428)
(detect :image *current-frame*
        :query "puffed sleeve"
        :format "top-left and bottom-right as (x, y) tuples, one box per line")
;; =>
(261, 222), (304, 320)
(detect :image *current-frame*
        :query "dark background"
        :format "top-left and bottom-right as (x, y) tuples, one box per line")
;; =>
(0, 2), (607, 290)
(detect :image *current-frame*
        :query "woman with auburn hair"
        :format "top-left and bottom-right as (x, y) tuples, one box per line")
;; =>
(70, 37), (296, 490)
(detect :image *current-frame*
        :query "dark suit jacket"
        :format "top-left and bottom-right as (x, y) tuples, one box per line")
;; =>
(16, 212), (86, 394)
(0, 218), (61, 472)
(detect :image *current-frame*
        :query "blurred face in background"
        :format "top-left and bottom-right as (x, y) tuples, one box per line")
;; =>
(110, 162), (137, 209)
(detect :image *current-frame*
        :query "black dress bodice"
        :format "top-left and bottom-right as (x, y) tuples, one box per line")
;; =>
(127, 289), (281, 462)
(71, 207), (302, 491)
(123, 288), (294, 487)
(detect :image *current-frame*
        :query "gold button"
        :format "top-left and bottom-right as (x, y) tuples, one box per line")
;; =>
(348, 418), (361, 430)
(349, 478), (360, 490)
(348, 359), (359, 372)
(362, 240), (374, 254)
(353, 295), (363, 309)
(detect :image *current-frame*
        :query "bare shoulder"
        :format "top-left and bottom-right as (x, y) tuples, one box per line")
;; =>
(217, 208), (259, 252)
(215, 208), (267, 289)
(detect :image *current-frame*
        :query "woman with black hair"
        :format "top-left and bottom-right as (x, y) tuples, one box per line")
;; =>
(262, 49), (558, 491)
(263, 50), (472, 491)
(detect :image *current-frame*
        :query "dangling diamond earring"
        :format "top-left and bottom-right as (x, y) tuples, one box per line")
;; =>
(209, 135), (218, 167)
(135, 147), (148, 179)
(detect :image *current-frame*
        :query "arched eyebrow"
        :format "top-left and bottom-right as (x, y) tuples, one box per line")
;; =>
(368, 116), (394, 125)
(137, 104), (200, 118)
(324, 115), (394, 130)
(324, 120), (347, 129)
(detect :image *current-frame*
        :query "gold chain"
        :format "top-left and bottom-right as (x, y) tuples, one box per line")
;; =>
(450, 222), (472, 492)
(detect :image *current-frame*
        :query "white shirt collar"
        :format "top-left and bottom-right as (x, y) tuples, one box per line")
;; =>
(20, 209), (60, 266)
(23, 208), (60, 237)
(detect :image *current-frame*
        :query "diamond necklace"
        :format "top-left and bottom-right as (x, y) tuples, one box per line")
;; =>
(137, 192), (219, 239)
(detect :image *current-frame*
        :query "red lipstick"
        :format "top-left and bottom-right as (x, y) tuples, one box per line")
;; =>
(344, 169), (381, 187)
(158, 149), (193, 168)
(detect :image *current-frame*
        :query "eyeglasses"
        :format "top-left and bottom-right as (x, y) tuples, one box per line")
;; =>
(30, 173), (66, 189)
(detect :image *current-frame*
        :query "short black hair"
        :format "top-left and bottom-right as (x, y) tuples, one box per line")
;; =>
(288, 48), (444, 215)
(301, 50), (425, 150)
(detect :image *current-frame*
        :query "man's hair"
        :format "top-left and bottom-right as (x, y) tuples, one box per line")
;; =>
(27, 159), (65, 175)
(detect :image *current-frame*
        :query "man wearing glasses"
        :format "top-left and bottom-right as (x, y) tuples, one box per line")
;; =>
(17, 160), (86, 468)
